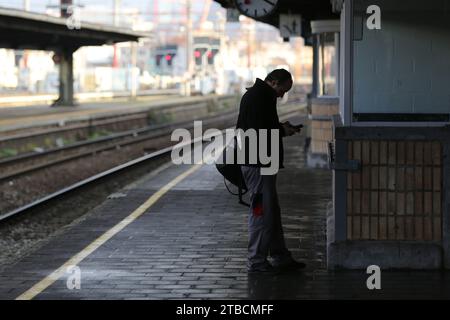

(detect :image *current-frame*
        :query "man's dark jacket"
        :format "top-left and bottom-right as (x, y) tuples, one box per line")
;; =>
(236, 78), (286, 169)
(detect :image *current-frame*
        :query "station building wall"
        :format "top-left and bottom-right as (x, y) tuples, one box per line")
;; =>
(352, 0), (450, 116)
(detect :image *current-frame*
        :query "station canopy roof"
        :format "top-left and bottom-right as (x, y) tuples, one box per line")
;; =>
(214, 0), (338, 39)
(0, 7), (145, 51)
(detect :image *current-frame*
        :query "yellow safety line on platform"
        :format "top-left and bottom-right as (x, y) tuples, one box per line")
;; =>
(16, 164), (202, 300)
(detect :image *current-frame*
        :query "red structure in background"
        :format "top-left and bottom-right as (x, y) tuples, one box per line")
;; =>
(112, 45), (119, 68)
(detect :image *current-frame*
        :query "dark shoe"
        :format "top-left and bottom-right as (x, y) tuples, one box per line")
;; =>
(247, 263), (280, 275)
(274, 259), (306, 271)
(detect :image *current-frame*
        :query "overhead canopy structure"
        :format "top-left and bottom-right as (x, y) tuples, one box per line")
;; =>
(0, 7), (143, 50)
(0, 7), (145, 106)
(214, 0), (337, 40)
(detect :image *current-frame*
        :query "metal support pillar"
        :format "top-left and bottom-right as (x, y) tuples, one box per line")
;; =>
(311, 35), (320, 98)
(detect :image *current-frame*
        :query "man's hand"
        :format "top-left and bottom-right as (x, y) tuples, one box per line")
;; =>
(281, 121), (302, 137)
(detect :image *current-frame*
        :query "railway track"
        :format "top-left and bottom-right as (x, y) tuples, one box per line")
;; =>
(0, 107), (303, 223)
(0, 95), (306, 181)
(0, 110), (239, 182)
(0, 94), (239, 152)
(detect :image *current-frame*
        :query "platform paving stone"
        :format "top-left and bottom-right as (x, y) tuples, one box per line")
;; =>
(1, 121), (450, 299)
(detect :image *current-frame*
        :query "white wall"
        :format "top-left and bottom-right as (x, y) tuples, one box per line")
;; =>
(352, 0), (450, 115)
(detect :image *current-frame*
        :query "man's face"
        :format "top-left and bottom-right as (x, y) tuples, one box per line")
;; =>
(267, 79), (293, 98)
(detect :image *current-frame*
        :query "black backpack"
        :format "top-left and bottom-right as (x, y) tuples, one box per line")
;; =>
(215, 138), (249, 207)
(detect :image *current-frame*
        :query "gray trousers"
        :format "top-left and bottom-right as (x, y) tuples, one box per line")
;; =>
(241, 166), (291, 269)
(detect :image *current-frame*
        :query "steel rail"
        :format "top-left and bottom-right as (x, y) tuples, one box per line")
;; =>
(0, 110), (239, 182)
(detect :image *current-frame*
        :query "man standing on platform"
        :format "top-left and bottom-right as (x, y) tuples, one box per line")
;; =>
(236, 69), (306, 274)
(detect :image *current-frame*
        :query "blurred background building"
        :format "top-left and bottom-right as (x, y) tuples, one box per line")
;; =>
(0, 0), (330, 97)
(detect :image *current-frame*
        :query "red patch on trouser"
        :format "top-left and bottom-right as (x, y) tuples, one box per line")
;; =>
(252, 194), (263, 217)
